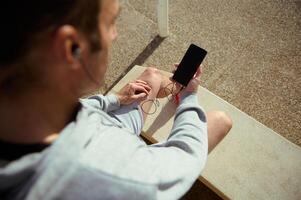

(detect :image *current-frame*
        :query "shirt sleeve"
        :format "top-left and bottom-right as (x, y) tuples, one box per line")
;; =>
(148, 92), (208, 200)
(81, 94), (120, 113)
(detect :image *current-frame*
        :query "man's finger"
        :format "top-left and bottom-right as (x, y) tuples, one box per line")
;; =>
(132, 85), (149, 95)
(172, 63), (179, 73)
(139, 83), (152, 91)
(133, 92), (147, 101)
(196, 67), (203, 77)
(135, 80), (148, 85)
(134, 80), (151, 89)
(193, 66), (203, 79)
(134, 83), (151, 92)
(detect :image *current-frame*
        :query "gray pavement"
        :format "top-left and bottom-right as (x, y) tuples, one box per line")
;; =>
(103, 0), (301, 148)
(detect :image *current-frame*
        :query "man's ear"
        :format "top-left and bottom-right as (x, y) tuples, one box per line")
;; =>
(53, 25), (81, 67)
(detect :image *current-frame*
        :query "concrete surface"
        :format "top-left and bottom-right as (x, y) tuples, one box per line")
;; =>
(112, 66), (301, 200)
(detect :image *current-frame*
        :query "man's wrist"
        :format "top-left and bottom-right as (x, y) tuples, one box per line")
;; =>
(180, 91), (196, 100)
(179, 92), (198, 103)
(115, 93), (123, 105)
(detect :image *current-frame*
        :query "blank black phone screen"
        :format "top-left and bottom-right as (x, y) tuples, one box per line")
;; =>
(172, 44), (207, 86)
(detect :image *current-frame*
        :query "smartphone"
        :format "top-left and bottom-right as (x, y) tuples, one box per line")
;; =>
(172, 44), (207, 87)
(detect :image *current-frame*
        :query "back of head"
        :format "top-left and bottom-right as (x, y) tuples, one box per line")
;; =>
(0, 0), (101, 67)
(0, 0), (101, 94)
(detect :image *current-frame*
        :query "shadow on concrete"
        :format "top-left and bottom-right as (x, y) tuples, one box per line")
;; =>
(145, 100), (176, 137)
(180, 180), (222, 200)
(105, 35), (165, 94)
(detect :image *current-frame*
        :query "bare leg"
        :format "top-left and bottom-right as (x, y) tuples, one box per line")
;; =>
(206, 111), (233, 153)
(134, 67), (172, 121)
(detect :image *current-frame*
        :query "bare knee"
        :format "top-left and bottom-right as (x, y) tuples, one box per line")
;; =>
(144, 67), (160, 77)
(210, 110), (233, 136)
(144, 67), (158, 74)
(206, 111), (233, 152)
(141, 67), (162, 86)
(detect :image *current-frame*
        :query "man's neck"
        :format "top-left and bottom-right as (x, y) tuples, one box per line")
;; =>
(0, 89), (79, 144)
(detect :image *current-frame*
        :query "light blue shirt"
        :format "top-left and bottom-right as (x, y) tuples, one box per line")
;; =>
(0, 93), (208, 200)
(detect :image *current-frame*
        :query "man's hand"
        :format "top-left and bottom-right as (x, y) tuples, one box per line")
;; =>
(182, 65), (203, 94)
(116, 80), (151, 105)
(172, 63), (203, 96)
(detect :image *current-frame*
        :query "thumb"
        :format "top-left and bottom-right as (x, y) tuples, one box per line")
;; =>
(135, 92), (147, 101)
(172, 63), (179, 73)
(193, 66), (203, 79)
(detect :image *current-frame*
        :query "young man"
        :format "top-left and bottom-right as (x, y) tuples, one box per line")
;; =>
(0, 0), (232, 199)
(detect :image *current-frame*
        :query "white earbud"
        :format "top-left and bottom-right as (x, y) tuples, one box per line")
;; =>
(72, 44), (81, 59)
(71, 44), (102, 86)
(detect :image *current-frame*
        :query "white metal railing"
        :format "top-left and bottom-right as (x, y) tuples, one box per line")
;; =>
(157, 0), (169, 37)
